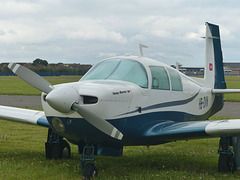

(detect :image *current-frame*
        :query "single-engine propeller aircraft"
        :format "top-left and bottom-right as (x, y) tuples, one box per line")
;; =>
(1, 22), (240, 178)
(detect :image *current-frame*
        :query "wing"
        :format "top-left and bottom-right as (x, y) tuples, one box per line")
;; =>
(0, 105), (49, 127)
(141, 119), (240, 143)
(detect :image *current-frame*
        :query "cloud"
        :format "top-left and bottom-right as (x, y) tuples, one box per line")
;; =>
(0, 21), (53, 44)
(97, 52), (118, 58)
(184, 25), (205, 41)
(67, 25), (127, 43)
(46, 16), (128, 43)
(0, 1), (37, 15)
(0, 0), (239, 66)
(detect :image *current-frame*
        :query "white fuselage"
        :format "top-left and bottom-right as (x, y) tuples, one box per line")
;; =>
(41, 56), (223, 145)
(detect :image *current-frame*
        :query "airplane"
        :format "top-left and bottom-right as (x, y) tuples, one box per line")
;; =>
(1, 22), (240, 179)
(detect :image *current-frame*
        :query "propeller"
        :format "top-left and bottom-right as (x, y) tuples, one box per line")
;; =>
(8, 63), (53, 93)
(72, 103), (123, 140)
(8, 63), (123, 140)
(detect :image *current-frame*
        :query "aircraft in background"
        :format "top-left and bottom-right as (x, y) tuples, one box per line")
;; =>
(1, 22), (240, 178)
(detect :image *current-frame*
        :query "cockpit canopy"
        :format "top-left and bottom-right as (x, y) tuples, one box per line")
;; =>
(81, 58), (148, 88)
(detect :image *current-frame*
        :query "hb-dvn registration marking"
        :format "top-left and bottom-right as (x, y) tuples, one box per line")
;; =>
(199, 96), (208, 110)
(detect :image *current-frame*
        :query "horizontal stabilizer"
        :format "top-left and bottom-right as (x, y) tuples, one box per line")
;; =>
(212, 89), (240, 94)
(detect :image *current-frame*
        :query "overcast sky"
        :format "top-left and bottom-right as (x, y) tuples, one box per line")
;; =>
(0, 0), (240, 67)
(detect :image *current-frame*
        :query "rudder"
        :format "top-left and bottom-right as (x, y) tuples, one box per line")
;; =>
(204, 22), (226, 89)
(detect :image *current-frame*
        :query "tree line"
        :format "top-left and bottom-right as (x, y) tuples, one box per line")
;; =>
(0, 58), (92, 76)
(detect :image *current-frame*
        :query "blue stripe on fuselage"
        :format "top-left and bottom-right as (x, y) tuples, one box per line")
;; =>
(46, 93), (223, 146)
(143, 91), (199, 112)
(118, 91), (199, 117)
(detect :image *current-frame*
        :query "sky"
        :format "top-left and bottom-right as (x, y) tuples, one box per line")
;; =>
(0, 0), (240, 67)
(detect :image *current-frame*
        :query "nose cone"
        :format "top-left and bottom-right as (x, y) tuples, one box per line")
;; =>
(46, 85), (79, 113)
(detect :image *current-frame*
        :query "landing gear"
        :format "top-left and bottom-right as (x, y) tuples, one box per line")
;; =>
(80, 144), (98, 179)
(45, 128), (71, 159)
(218, 154), (233, 172)
(61, 140), (71, 159)
(218, 137), (234, 172)
(83, 163), (98, 179)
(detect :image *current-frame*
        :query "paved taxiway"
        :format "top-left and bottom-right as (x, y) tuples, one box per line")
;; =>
(0, 95), (41, 108)
(0, 95), (239, 117)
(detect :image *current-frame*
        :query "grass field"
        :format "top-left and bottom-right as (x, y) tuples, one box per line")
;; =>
(1, 76), (240, 179)
(224, 80), (240, 102)
(0, 76), (81, 95)
(1, 116), (240, 179)
(0, 75), (240, 101)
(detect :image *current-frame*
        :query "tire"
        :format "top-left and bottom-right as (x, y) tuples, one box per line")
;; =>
(218, 154), (233, 173)
(61, 140), (71, 159)
(83, 163), (98, 179)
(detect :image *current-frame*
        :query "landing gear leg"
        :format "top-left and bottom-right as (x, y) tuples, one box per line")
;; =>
(45, 128), (71, 159)
(218, 137), (233, 172)
(232, 136), (240, 172)
(80, 144), (98, 179)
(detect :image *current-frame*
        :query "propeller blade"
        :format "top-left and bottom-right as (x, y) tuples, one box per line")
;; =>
(8, 63), (53, 93)
(72, 103), (123, 140)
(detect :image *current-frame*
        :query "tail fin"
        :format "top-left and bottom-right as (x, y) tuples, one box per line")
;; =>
(204, 22), (226, 89)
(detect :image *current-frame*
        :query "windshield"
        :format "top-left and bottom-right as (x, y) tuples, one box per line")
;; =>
(81, 58), (148, 88)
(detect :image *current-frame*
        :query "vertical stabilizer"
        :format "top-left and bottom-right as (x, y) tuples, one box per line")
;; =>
(204, 22), (226, 89)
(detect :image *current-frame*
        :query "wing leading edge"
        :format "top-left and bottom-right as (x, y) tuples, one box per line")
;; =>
(0, 105), (49, 127)
(141, 119), (240, 143)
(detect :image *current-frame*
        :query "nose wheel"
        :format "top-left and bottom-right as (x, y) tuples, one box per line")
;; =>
(83, 163), (98, 179)
(80, 145), (98, 179)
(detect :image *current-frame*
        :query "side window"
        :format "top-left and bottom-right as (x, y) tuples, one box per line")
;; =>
(168, 68), (183, 91)
(149, 66), (170, 90)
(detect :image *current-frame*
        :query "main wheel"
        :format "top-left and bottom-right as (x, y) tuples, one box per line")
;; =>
(218, 154), (233, 172)
(82, 163), (98, 179)
(61, 140), (71, 159)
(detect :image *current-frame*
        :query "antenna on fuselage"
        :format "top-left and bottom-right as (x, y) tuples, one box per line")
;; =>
(139, 44), (148, 57)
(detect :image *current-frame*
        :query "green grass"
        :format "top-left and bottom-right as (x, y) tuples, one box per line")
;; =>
(224, 81), (240, 102)
(1, 116), (240, 179)
(225, 76), (240, 81)
(1, 75), (240, 178)
(0, 76), (81, 95)
(0, 75), (240, 101)
(1, 76), (240, 102)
